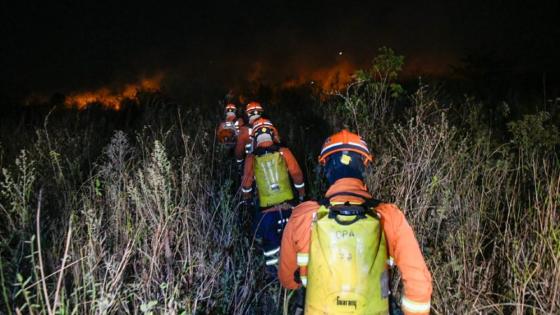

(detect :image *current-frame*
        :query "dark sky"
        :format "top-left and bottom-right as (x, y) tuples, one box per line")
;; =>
(1, 0), (559, 100)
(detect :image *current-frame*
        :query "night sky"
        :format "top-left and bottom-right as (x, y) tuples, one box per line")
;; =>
(2, 1), (559, 101)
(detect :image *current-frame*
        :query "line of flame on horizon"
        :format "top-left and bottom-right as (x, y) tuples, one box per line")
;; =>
(274, 52), (455, 94)
(233, 60), (357, 105)
(64, 74), (163, 110)
(281, 60), (357, 92)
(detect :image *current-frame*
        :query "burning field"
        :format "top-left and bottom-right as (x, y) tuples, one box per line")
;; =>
(63, 74), (163, 110)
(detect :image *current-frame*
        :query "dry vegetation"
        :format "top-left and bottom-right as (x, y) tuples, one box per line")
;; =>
(328, 50), (559, 314)
(1, 51), (559, 314)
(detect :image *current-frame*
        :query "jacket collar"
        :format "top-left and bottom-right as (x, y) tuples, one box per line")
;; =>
(325, 178), (372, 204)
(292, 179), (372, 218)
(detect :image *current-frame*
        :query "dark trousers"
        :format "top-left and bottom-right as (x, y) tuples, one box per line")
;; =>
(252, 206), (292, 278)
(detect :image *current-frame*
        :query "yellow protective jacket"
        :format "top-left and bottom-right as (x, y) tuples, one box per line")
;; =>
(279, 178), (432, 315)
(241, 146), (305, 202)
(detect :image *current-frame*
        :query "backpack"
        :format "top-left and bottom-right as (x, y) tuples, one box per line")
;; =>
(217, 121), (238, 148)
(305, 195), (389, 314)
(253, 148), (294, 207)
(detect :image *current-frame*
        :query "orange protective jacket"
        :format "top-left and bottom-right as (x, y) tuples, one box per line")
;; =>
(241, 146), (305, 200)
(279, 178), (432, 315)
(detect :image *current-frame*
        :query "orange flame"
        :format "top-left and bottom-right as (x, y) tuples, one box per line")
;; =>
(64, 74), (163, 110)
(282, 60), (356, 92)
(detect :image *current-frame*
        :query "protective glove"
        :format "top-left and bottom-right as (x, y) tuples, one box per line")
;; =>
(389, 295), (404, 315)
(293, 270), (301, 284)
(292, 287), (306, 315)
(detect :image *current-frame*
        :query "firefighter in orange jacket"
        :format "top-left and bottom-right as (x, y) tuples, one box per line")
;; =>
(216, 103), (244, 149)
(241, 120), (305, 278)
(279, 130), (432, 315)
(234, 101), (265, 165)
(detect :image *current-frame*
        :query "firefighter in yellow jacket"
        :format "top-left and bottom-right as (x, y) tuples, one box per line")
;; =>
(279, 130), (432, 315)
(241, 119), (305, 278)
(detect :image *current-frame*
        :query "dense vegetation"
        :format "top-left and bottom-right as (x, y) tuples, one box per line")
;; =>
(1, 49), (559, 314)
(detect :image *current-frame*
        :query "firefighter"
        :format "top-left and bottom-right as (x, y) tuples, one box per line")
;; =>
(241, 120), (305, 278)
(216, 103), (243, 149)
(278, 129), (432, 315)
(234, 101), (266, 168)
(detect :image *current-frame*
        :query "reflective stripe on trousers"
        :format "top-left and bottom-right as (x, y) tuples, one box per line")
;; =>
(264, 246), (280, 266)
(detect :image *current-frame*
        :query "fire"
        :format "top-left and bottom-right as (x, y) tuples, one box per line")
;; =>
(64, 74), (163, 110)
(308, 60), (356, 92)
(281, 60), (356, 92)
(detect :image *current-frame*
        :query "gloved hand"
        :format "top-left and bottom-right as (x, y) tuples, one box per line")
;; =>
(389, 295), (404, 315)
(292, 287), (306, 315)
(295, 287), (305, 306)
(293, 270), (301, 284)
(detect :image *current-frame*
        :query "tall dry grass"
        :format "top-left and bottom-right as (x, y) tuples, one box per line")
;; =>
(0, 97), (286, 314)
(329, 76), (559, 314)
(1, 70), (559, 314)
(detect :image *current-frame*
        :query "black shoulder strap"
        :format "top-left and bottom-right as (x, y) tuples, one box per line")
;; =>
(269, 144), (280, 152)
(319, 191), (383, 225)
(253, 147), (265, 156)
(253, 145), (280, 157)
(321, 191), (382, 209)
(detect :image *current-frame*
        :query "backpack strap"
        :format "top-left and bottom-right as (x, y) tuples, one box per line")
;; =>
(322, 191), (382, 209)
(328, 205), (367, 225)
(253, 144), (280, 157)
(319, 191), (383, 225)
